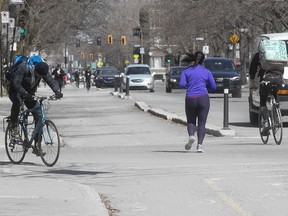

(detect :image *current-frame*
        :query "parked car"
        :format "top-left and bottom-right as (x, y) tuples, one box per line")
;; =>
(94, 67), (118, 88)
(122, 64), (155, 92)
(203, 57), (242, 98)
(165, 66), (186, 93)
(248, 32), (288, 125)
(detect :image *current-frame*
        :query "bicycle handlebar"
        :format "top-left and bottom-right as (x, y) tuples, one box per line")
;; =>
(31, 94), (59, 101)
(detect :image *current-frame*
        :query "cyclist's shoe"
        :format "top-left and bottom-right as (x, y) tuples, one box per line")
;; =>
(32, 145), (46, 157)
(261, 121), (270, 136)
(261, 127), (270, 136)
(197, 144), (204, 153)
(185, 135), (196, 150)
(10, 124), (20, 139)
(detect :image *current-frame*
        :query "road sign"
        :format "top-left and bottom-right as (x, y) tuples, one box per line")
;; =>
(203, 45), (209, 54)
(1, 11), (9, 23)
(229, 34), (239, 44)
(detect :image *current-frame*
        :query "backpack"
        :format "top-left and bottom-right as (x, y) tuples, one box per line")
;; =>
(5, 55), (28, 81)
(3, 55), (28, 91)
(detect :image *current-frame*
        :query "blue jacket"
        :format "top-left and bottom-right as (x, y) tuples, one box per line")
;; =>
(179, 65), (216, 96)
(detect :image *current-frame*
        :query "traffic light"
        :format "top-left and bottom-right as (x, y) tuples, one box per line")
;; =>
(96, 36), (101, 45)
(18, 15), (25, 41)
(107, 35), (113, 44)
(89, 52), (94, 60)
(165, 54), (171, 63)
(20, 28), (25, 41)
(121, 36), (126, 45)
(81, 52), (85, 59)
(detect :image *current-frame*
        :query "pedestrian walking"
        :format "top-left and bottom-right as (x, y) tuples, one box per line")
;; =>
(179, 51), (216, 152)
(52, 64), (65, 91)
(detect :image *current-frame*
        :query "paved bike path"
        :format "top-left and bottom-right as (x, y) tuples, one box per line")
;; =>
(0, 92), (109, 216)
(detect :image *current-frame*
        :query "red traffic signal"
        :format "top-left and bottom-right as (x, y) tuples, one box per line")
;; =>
(121, 36), (126, 45)
(107, 35), (113, 44)
(18, 15), (25, 28)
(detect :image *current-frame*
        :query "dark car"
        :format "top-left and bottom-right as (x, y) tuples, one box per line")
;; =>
(204, 57), (242, 98)
(165, 66), (186, 93)
(94, 67), (118, 88)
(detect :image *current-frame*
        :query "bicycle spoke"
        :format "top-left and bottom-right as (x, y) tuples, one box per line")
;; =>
(272, 106), (283, 145)
(258, 111), (269, 144)
(39, 120), (60, 167)
(5, 123), (26, 164)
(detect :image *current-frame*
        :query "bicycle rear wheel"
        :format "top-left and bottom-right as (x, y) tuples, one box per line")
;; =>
(258, 111), (269, 144)
(5, 123), (26, 164)
(271, 105), (283, 145)
(38, 120), (60, 167)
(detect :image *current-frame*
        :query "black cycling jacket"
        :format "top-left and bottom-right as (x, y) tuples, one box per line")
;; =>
(10, 62), (60, 96)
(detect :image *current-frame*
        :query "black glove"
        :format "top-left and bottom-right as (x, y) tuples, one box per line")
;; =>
(55, 90), (63, 99)
(22, 92), (33, 100)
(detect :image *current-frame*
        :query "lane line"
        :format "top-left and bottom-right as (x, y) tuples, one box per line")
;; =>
(204, 177), (252, 216)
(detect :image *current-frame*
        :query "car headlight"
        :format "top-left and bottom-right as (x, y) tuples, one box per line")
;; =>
(169, 78), (177, 82)
(230, 76), (240, 81)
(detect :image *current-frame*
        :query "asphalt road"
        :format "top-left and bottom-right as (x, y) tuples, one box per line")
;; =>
(1, 83), (288, 216)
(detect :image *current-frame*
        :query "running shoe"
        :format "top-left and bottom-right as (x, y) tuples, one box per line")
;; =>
(185, 135), (196, 150)
(197, 144), (204, 153)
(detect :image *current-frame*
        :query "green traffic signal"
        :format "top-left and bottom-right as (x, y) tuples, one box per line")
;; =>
(167, 59), (171, 63)
(20, 28), (25, 41)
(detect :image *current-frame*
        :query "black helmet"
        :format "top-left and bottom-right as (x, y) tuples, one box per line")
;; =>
(34, 62), (49, 77)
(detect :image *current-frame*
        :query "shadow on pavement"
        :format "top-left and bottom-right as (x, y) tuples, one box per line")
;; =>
(46, 169), (112, 176)
(152, 150), (198, 154)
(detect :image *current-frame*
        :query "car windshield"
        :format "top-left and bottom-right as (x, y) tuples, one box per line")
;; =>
(170, 68), (184, 75)
(99, 69), (117, 75)
(126, 67), (151, 75)
(204, 60), (236, 72)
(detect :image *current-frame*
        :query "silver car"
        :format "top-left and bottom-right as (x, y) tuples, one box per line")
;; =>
(122, 64), (155, 92)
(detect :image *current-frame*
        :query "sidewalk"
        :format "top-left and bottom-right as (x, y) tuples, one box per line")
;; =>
(0, 91), (109, 216)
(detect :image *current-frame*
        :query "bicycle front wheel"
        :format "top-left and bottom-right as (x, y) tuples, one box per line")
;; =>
(5, 123), (26, 164)
(38, 120), (60, 167)
(271, 105), (283, 145)
(258, 111), (269, 144)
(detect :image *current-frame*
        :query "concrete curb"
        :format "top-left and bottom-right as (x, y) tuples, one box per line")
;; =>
(110, 91), (235, 137)
(134, 101), (235, 137)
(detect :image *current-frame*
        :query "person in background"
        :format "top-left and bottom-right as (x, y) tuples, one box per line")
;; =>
(52, 64), (65, 91)
(179, 51), (216, 153)
(85, 66), (92, 90)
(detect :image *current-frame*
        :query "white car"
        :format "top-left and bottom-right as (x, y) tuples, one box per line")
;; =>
(122, 64), (155, 92)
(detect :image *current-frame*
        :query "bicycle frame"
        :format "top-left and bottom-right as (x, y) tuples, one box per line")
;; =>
(4, 94), (61, 166)
(259, 81), (283, 144)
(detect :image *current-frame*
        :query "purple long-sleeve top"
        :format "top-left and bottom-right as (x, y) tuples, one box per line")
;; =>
(179, 65), (216, 96)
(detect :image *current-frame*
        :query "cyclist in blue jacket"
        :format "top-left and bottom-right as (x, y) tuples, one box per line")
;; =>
(179, 51), (216, 152)
(8, 55), (63, 139)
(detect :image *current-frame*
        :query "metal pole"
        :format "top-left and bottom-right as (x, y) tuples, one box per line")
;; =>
(125, 76), (129, 96)
(119, 74), (123, 93)
(223, 88), (229, 129)
(114, 75), (118, 92)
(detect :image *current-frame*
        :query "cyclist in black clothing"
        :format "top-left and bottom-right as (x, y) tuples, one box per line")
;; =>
(249, 52), (283, 135)
(85, 67), (92, 90)
(8, 56), (63, 139)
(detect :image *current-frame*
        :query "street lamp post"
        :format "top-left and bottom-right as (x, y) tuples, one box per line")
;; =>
(240, 28), (249, 84)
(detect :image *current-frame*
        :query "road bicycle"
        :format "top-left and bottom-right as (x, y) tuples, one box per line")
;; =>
(3, 95), (61, 167)
(258, 81), (283, 145)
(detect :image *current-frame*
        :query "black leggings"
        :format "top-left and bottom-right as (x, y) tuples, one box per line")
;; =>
(9, 91), (39, 124)
(185, 94), (210, 144)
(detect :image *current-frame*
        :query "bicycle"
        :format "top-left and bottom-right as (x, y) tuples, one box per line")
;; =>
(3, 95), (61, 167)
(258, 80), (283, 145)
